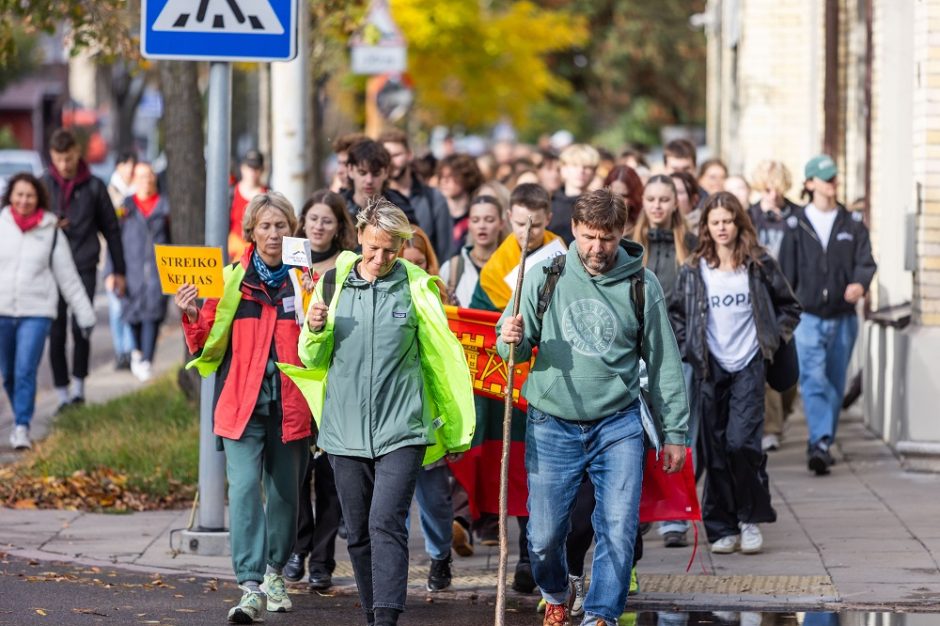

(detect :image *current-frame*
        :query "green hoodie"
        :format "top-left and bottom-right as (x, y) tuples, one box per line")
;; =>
(496, 240), (689, 445)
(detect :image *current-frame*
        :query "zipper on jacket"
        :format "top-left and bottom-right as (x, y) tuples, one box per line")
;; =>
(367, 285), (376, 458)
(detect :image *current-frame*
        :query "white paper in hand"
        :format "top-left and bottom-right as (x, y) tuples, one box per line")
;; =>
(282, 237), (311, 267)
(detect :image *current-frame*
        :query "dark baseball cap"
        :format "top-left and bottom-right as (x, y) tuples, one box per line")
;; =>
(242, 149), (264, 170)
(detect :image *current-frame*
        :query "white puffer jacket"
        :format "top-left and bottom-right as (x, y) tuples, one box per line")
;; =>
(0, 207), (96, 327)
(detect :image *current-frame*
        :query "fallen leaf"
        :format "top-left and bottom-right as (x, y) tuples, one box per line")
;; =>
(35, 608), (47, 616)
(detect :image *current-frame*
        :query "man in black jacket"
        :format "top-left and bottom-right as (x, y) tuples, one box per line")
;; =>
(42, 129), (126, 408)
(778, 155), (877, 476)
(341, 139), (417, 228)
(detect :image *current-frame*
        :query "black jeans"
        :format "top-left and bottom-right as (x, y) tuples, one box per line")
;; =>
(330, 445), (424, 620)
(699, 354), (777, 542)
(49, 268), (96, 387)
(294, 451), (341, 575)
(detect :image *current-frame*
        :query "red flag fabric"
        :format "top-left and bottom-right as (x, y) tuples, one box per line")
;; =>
(445, 306), (701, 523)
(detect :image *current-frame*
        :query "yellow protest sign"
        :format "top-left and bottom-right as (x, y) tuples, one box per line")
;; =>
(154, 245), (225, 298)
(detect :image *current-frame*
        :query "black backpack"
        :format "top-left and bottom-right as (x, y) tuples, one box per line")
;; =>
(535, 254), (647, 355)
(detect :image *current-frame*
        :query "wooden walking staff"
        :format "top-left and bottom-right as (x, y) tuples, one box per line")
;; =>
(495, 216), (533, 626)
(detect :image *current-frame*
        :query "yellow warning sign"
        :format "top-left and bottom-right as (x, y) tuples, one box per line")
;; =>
(154, 245), (225, 298)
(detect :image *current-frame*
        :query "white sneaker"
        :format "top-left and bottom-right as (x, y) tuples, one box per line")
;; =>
(710, 534), (740, 554)
(131, 354), (153, 382)
(260, 572), (291, 612)
(569, 573), (586, 617)
(9, 425), (31, 450)
(761, 433), (780, 451)
(739, 523), (763, 554)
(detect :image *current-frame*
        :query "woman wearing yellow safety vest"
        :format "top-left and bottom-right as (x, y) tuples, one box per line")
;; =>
(282, 198), (475, 626)
(175, 192), (310, 624)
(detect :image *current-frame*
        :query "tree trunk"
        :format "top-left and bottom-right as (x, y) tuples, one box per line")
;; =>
(159, 60), (206, 400)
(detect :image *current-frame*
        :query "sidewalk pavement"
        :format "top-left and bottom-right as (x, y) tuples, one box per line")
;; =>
(3, 328), (940, 611)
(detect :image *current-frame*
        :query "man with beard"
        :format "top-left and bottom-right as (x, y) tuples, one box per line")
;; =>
(342, 139), (417, 227)
(380, 129), (452, 260)
(497, 189), (689, 626)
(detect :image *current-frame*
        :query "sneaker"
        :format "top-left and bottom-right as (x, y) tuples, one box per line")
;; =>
(512, 561), (536, 593)
(710, 534), (740, 554)
(762, 433), (781, 452)
(629, 566), (639, 595)
(283, 552), (306, 582)
(808, 442), (834, 475)
(452, 520), (474, 557)
(260, 573), (291, 612)
(739, 523), (763, 554)
(227, 587), (265, 623)
(569, 574), (586, 617)
(115, 353), (131, 370)
(131, 356), (153, 382)
(9, 425), (30, 450)
(427, 555), (452, 591)
(662, 531), (688, 548)
(543, 602), (568, 626)
(308, 569), (333, 591)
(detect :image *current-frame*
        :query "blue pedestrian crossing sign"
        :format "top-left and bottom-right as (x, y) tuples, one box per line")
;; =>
(142, 0), (298, 62)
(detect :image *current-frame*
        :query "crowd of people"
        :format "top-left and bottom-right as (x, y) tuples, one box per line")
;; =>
(0, 128), (877, 626)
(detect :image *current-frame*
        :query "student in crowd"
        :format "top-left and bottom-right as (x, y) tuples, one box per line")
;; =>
(439, 195), (505, 307)
(118, 163), (171, 382)
(698, 158), (728, 196)
(329, 132), (367, 194)
(177, 192), (312, 623)
(228, 149), (267, 261)
(381, 129), (453, 261)
(663, 139), (698, 175)
(632, 174), (697, 548)
(671, 171), (704, 231)
(42, 128), (125, 410)
(297, 199), (474, 625)
(437, 154), (485, 256)
(779, 155), (877, 475)
(343, 140), (417, 226)
(536, 150), (563, 195)
(498, 189), (689, 626)
(549, 144), (600, 244)
(105, 151), (137, 370)
(603, 165), (644, 234)
(670, 192), (801, 555)
(0, 173), (95, 450)
(283, 190), (356, 592)
(748, 160), (801, 452)
(725, 174), (752, 211)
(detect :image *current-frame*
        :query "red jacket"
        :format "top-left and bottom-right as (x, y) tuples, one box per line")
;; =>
(182, 249), (311, 443)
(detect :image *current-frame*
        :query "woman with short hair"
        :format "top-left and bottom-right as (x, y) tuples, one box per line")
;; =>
(293, 198), (475, 626)
(176, 191), (310, 624)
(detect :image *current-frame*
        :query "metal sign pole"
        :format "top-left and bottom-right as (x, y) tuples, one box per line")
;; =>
(186, 61), (232, 552)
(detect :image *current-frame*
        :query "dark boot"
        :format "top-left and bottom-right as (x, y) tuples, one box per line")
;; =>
(283, 552), (306, 582)
(373, 607), (401, 626)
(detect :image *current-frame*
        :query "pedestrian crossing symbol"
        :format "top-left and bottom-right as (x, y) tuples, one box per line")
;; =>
(154, 0), (284, 35)
(142, 0), (297, 61)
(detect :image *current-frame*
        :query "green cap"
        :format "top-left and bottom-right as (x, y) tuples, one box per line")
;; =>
(805, 154), (837, 181)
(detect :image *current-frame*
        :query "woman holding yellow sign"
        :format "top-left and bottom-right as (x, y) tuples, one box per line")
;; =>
(174, 191), (311, 624)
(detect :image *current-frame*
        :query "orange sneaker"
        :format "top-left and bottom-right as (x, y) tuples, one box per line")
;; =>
(543, 602), (569, 626)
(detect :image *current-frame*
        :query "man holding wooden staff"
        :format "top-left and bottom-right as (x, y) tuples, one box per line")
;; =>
(497, 189), (690, 626)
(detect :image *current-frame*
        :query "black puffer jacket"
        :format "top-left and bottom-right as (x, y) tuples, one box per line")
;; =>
(646, 228), (697, 305)
(669, 252), (802, 380)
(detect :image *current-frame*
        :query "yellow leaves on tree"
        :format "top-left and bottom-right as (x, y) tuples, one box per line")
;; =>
(389, 0), (587, 130)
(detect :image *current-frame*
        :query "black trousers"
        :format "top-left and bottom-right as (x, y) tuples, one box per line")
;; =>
(49, 268), (97, 388)
(699, 354), (777, 542)
(330, 445), (424, 619)
(565, 476), (643, 577)
(294, 451), (342, 575)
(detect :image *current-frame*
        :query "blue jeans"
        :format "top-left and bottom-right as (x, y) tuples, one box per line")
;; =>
(0, 316), (53, 428)
(794, 312), (858, 446)
(107, 289), (135, 356)
(526, 401), (645, 626)
(413, 463), (454, 561)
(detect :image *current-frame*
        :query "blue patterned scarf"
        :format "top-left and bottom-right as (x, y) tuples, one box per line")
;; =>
(251, 250), (290, 288)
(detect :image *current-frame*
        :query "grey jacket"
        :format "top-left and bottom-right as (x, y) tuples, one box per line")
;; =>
(315, 262), (432, 458)
(119, 196), (170, 324)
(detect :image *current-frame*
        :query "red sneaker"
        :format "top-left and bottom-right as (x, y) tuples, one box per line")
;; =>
(543, 602), (569, 626)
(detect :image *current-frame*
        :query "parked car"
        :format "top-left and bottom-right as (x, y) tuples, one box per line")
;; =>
(0, 150), (45, 198)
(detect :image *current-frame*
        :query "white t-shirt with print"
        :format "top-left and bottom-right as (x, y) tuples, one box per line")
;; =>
(701, 259), (760, 373)
(804, 203), (838, 251)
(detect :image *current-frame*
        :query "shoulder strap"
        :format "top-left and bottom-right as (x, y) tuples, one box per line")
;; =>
(630, 269), (645, 357)
(321, 268), (337, 305)
(448, 253), (464, 294)
(536, 255), (567, 320)
(48, 227), (58, 267)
